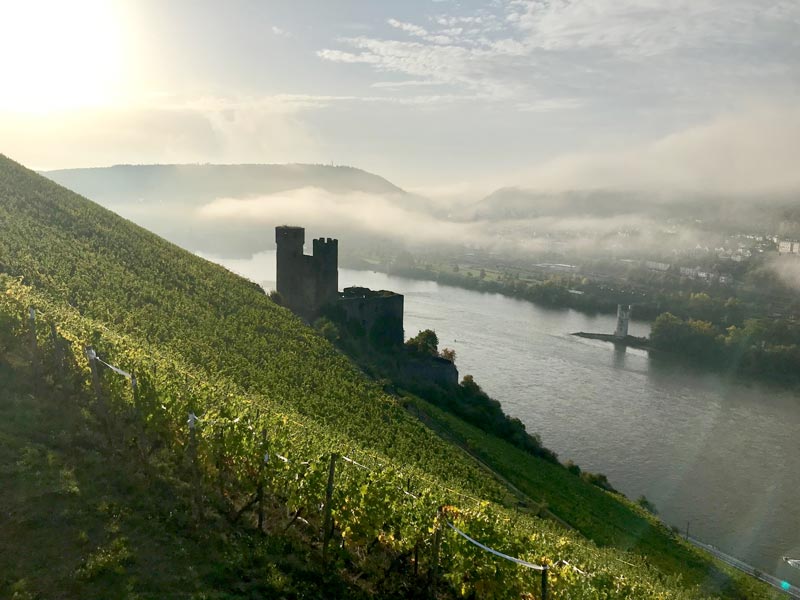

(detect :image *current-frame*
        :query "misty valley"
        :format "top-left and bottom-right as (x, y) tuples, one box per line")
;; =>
(3, 2), (799, 599)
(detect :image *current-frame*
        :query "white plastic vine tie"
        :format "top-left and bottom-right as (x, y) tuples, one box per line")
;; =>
(86, 347), (97, 361)
(446, 522), (546, 570)
(556, 559), (589, 576)
(785, 557), (800, 569)
(187, 412), (198, 429)
(342, 455), (370, 471)
(276, 454), (290, 463)
(96, 356), (132, 380)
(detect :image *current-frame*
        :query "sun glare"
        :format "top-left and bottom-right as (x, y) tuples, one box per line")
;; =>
(0, 0), (126, 112)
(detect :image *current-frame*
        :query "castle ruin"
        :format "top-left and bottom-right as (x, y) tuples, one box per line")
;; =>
(275, 226), (404, 345)
(274, 226), (460, 385)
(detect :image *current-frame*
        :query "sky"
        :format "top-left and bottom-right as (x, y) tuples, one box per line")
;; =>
(0, 0), (798, 196)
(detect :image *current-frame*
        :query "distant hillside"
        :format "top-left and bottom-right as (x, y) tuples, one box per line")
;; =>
(470, 186), (800, 235)
(44, 163), (406, 203)
(42, 163), (413, 257)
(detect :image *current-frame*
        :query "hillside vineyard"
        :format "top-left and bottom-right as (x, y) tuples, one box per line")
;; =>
(0, 154), (777, 599)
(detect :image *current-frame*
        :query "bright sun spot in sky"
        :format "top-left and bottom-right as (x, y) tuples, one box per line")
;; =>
(0, 0), (125, 112)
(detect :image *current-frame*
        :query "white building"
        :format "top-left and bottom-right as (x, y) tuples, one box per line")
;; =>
(645, 260), (671, 272)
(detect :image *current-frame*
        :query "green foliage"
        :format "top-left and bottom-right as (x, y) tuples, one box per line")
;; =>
(439, 347), (456, 362)
(650, 311), (800, 382)
(637, 496), (658, 516)
(580, 471), (618, 494)
(650, 313), (721, 360)
(313, 316), (340, 342)
(404, 329), (439, 357)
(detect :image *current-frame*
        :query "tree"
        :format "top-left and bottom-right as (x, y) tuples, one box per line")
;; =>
(636, 495), (658, 515)
(405, 329), (438, 357)
(313, 317), (340, 343)
(439, 347), (456, 362)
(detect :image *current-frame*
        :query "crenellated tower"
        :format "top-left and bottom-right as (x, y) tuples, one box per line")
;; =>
(312, 237), (339, 308)
(275, 226), (338, 318)
(275, 225), (306, 312)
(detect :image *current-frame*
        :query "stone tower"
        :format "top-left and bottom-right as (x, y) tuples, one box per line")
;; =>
(614, 304), (631, 339)
(312, 237), (339, 309)
(276, 225), (306, 311)
(275, 225), (338, 318)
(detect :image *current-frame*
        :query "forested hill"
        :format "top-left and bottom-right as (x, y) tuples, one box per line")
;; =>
(43, 163), (406, 203)
(40, 163), (411, 257)
(0, 153), (775, 599)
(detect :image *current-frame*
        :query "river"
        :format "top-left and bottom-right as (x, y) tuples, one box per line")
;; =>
(206, 250), (800, 586)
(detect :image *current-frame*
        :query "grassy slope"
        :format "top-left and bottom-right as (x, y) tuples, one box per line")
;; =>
(405, 394), (779, 599)
(0, 153), (774, 598)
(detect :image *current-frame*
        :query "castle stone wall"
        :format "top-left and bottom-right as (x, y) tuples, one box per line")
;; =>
(339, 286), (404, 346)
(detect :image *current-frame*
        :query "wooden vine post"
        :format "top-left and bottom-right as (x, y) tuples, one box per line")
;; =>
(216, 422), (226, 502)
(28, 307), (38, 389)
(257, 428), (268, 531)
(322, 452), (338, 565)
(85, 346), (102, 402)
(541, 564), (549, 600)
(188, 411), (202, 522)
(429, 507), (443, 589)
(49, 323), (62, 374)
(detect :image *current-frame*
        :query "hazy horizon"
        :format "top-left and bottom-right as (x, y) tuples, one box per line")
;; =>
(1, 0), (798, 200)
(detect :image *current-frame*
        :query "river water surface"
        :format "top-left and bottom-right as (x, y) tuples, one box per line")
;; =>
(208, 251), (800, 586)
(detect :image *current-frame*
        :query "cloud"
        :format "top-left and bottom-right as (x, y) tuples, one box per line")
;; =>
(387, 19), (428, 38)
(517, 104), (800, 196)
(370, 80), (447, 89)
(0, 96), (322, 170)
(0, 89), (483, 170)
(192, 186), (706, 258)
(510, 0), (800, 57)
(318, 1), (800, 114)
(515, 98), (583, 112)
(196, 188), (486, 248)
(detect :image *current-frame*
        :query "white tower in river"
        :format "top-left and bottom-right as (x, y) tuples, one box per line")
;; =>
(615, 304), (631, 339)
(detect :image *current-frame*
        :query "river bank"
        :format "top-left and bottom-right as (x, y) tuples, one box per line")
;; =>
(206, 250), (800, 588)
